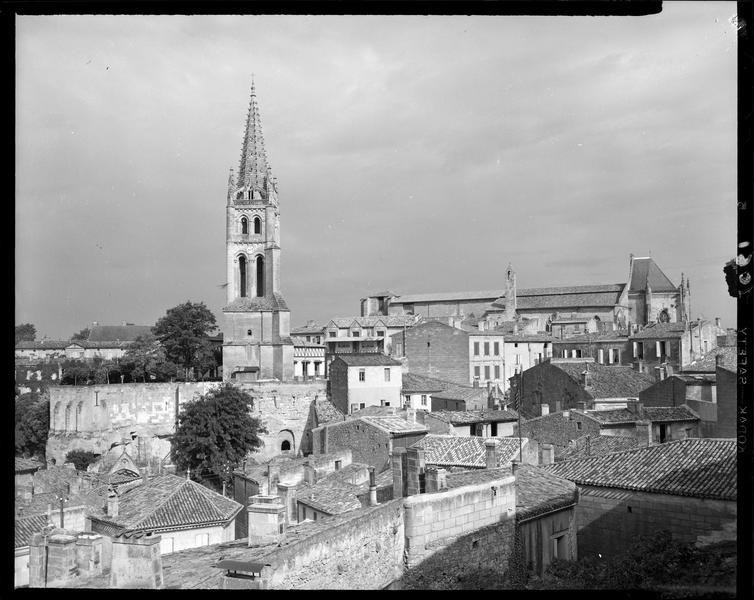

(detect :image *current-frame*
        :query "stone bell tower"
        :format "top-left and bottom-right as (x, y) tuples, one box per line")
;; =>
(222, 80), (294, 382)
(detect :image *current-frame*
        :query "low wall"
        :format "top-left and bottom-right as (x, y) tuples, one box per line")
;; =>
(576, 486), (737, 558)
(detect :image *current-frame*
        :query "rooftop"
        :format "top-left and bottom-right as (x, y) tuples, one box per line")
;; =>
(223, 293), (289, 312)
(314, 398), (345, 425)
(630, 322), (688, 339)
(541, 438), (736, 501)
(360, 415), (427, 435)
(331, 353), (403, 367)
(15, 513), (50, 548)
(628, 257), (678, 293)
(411, 435), (525, 469)
(551, 362), (655, 399)
(87, 324), (153, 343)
(558, 434), (639, 461)
(515, 464), (578, 521)
(401, 372), (448, 393)
(327, 315), (420, 329)
(684, 346), (737, 373)
(428, 409), (519, 425)
(15, 457), (44, 473)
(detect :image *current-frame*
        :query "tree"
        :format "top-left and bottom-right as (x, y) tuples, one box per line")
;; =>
(15, 392), (40, 426)
(16, 396), (50, 458)
(65, 450), (100, 471)
(15, 323), (36, 344)
(153, 301), (218, 380)
(71, 327), (90, 341)
(171, 384), (267, 487)
(122, 334), (169, 382)
(61, 359), (93, 385)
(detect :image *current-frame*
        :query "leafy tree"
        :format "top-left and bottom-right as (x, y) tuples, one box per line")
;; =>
(16, 396), (50, 458)
(15, 392), (40, 426)
(61, 359), (93, 385)
(171, 384), (267, 487)
(153, 301), (218, 380)
(15, 323), (37, 344)
(71, 327), (90, 341)
(122, 334), (169, 382)
(65, 449), (100, 471)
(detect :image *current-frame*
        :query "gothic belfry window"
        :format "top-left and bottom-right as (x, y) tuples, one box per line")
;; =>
(241, 217), (248, 234)
(254, 216), (261, 234)
(239, 255), (247, 297)
(256, 256), (265, 297)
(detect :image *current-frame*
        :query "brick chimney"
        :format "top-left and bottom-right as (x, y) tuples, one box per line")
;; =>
(541, 443), (555, 465)
(485, 439), (497, 469)
(368, 466), (378, 506)
(635, 420), (653, 447)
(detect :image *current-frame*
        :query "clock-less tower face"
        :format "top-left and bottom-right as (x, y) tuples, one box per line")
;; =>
(222, 81), (293, 383)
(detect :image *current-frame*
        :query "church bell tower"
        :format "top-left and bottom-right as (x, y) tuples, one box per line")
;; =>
(222, 80), (294, 382)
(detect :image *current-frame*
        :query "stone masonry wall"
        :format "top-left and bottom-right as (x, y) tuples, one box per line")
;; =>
(396, 321), (470, 385)
(46, 381), (326, 465)
(313, 419), (392, 471)
(576, 486), (737, 558)
(399, 474), (517, 588)
(518, 411), (601, 458)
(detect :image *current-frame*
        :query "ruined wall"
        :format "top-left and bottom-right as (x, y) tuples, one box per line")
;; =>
(576, 486), (737, 558)
(399, 474), (516, 589)
(46, 380), (326, 465)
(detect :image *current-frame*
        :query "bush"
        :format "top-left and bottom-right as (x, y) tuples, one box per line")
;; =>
(65, 449), (100, 471)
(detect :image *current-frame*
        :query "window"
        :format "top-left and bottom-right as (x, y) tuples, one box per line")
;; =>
(329, 331), (336, 338)
(609, 348), (619, 364)
(563, 349), (568, 358)
(255, 255), (264, 297)
(514, 343), (519, 348)
(358, 369), (366, 382)
(490, 422), (498, 436)
(359, 403), (365, 409)
(350, 404), (359, 413)
(238, 255), (247, 297)
(247, 329), (253, 336)
(241, 217), (248, 234)
(381, 400), (390, 407)
(576, 422), (582, 430)
(552, 534), (567, 560)
(484, 365), (490, 380)
(335, 460), (342, 471)
(253, 216), (261, 234)
(377, 330), (385, 337)
(474, 366), (481, 378)
(494, 342), (500, 355)
(395, 342), (403, 356)
(515, 354), (520, 365)
(598, 349), (604, 364)
(281, 440), (291, 451)
(421, 394), (427, 406)
(474, 342), (480, 356)
(352, 330), (361, 338)
(306, 335), (311, 342)
(384, 368), (391, 382)
(484, 342), (490, 356)
(494, 365), (500, 379)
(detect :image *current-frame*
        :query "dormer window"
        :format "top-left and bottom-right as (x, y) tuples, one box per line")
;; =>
(254, 217), (261, 234)
(241, 217), (248, 235)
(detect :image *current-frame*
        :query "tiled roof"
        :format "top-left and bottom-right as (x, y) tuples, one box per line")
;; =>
(541, 439), (736, 500)
(445, 466), (512, 489)
(553, 330), (629, 342)
(492, 285), (626, 311)
(515, 464), (578, 521)
(15, 457), (44, 473)
(314, 398), (345, 425)
(401, 372), (447, 393)
(364, 290), (398, 298)
(92, 475), (242, 532)
(428, 409), (519, 425)
(502, 334), (554, 343)
(360, 416), (427, 435)
(393, 289), (506, 304)
(628, 257), (677, 293)
(87, 325), (153, 342)
(290, 323), (325, 334)
(672, 374), (717, 384)
(291, 336), (325, 348)
(684, 346), (737, 373)
(327, 315), (420, 328)
(296, 464), (369, 515)
(559, 435), (639, 461)
(15, 513), (50, 548)
(553, 362), (655, 399)
(223, 293), (289, 312)
(578, 408), (640, 425)
(643, 406), (699, 422)
(15, 340), (69, 350)
(411, 435), (525, 469)
(630, 322), (687, 339)
(331, 353), (402, 367)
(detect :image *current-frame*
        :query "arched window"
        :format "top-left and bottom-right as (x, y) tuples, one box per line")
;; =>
(238, 255), (247, 298)
(253, 217), (261, 234)
(65, 404), (71, 432)
(241, 217), (248, 235)
(281, 440), (291, 451)
(658, 309), (670, 323)
(256, 256), (264, 297)
(75, 402), (83, 431)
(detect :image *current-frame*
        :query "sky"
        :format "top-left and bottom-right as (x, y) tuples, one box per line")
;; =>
(16, 4), (738, 340)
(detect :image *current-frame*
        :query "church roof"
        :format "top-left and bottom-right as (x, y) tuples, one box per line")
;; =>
(223, 293), (289, 312)
(627, 257), (677, 293)
(87, 324), (153, 342)
(236, 79), (273, 194)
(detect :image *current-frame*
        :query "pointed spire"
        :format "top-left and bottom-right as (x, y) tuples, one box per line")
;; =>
(227, 167), (235, 202)
(237, 78), (272, 196)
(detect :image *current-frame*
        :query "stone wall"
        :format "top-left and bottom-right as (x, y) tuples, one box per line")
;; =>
(394, 321), (470, 385)
(517, 363), (592, 419)
(518, 411), (601, 458)
(46, 380), (327, 465)
(312, 419), (391, 471)
(576, 485), (737, 558)
(518, 506), (577, 576)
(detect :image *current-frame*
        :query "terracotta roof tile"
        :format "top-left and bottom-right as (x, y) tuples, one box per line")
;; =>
(559, 435), (639, 461)
(428, 409), (519, 425)
(541, 439), (736, 500)
(360, 416), (427, 435)
(331, 353), (402, 367)
(401, 372), (447, 393)
(643, 406), (699, 422)
(15, 457), (44, 473)
(15, 513), (50, 548)
(515, 464), (578, 521)
(630, 322), (687, 339)
(411, 435), (525, 468)
(684, 346), (737, 372)
(553, 362), (655, 399)
(628, 257), (677, 293)
(314, 398), (345, 425)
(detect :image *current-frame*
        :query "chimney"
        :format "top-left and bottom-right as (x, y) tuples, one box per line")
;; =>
(247, 495), (286, 546)
(654, 366), (664, 382)
(715, 317), (721, 328)
(109, 532), (163, 589)
(107, 488), (119, 519)
(511, 460), (521, 476)
(540, 404), (549, 417)
(541, 443), (555, 465)
(425, 466), (447, 492)
(485, 439), (498, 469)
(406, 407), (416, 424)
(121, 321), (127, 327)
(368, 466), (378, 506)
(563, 410), (570, 420)
(635, 420), (653, 447)
(405, 447), (426, 496)
(391, 447), (407, 498)
(303, 463), (316, 487)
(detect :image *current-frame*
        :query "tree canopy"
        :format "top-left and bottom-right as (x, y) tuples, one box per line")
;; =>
(171, 384), (267, 486)
(122, 333), (173, 382)
(153, 301), (218, 379)
(71, 327), (90, 341)
(16, 395), (50, 459)
(15, 323), (37, 344)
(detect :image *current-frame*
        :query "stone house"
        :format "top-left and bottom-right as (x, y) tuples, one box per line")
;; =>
(558, 434), (639, 461)
(542, 439), (737, 558)
(323, 315), (421, 368)
(400, 372), (446, 411)
(500, 334), (553, 392)
(421, 409), (519, 438)
(514, 463), (578, 576)
(291, 336), (326, 380)
(511, 358), (655, 418)
(311, 414), (427, 471)
(551, 330), (631, 366)
(328, 353), (403, 414)
(410, 434), (533, 471)
(430, 384), (490, 411)
(15, 457), (43, 502)
(290, 321), (325, 345)
(89, 474), (243, 556)
(572, 403), (700, 443)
